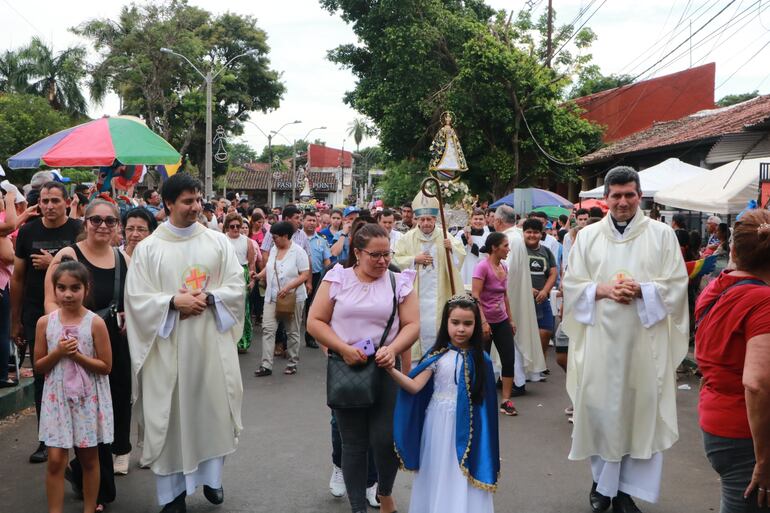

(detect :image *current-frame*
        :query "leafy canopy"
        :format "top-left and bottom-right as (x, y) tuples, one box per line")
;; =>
(0, 94), (72, 175)
(74, 0), (285, 175)
(320, 0), (602, 198)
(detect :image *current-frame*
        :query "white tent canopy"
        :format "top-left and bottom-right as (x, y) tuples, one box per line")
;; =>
(654, 158), (766, 215)
(580, 158), (705, 199)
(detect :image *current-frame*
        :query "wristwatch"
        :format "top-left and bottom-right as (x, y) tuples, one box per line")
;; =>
(205, 292), (215, 306)
(169, 296), (176, 310)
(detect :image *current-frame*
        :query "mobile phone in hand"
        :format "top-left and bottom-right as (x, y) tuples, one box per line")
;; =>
(351, 338), (375, 357)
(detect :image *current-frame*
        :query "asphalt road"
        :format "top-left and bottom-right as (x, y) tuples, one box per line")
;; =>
(0, 336), (720, 513)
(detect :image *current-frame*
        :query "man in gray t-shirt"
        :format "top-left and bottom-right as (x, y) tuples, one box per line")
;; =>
(522, 218), (558, 364)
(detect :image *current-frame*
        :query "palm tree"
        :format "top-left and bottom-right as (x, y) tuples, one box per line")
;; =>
(0, 49), (30, 93)
(21, 37), (88, 117)
(346, 117), (373, 153)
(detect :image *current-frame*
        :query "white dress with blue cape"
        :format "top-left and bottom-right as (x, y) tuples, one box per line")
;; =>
(394, 347), (499, 513)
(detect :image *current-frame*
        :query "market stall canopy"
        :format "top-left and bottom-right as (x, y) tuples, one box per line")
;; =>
(491, 188), (573, 212)
(579, 158), (705, 199)
(654, 157), (766, 215)
(7, 116), (180, 169)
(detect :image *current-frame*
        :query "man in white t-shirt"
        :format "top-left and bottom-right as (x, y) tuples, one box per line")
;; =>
(377, 208), (402, 251)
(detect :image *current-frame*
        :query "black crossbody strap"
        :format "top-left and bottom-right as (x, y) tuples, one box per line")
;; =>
(111, 247), (121, 307)
(695, 278), (767, 331)
(377, 271), (398, 348)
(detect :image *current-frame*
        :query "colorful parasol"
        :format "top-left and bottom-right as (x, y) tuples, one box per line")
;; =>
(7, 116), (181, 170)
(578, 198), (609, 213)
(532, 206), (571, 219)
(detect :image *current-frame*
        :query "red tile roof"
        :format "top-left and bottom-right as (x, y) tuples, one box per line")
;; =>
(308, 144), (352, 168)
(582, 95), (770, 164)
(226, 163), (338, 191)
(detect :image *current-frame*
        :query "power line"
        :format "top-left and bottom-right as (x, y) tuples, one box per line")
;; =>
(715, 38), (770, 90)
(551, 0), (607, 61)
(1, 0), (46, 38)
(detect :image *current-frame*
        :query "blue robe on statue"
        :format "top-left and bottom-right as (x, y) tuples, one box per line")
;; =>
(393, 346), (500, 490)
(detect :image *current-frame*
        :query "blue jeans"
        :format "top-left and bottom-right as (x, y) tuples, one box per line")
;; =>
(0, 285), (10, 382)
(331, 413), (377, 487)
(703, 429), (763, 513)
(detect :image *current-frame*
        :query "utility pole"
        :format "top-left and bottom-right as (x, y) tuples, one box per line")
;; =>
(205, 70), (213, 199)
(545, 0), (553, 68)
(267, 133), (274, 207)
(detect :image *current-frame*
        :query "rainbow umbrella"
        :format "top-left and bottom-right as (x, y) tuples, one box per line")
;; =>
(7, 116), (180, 169)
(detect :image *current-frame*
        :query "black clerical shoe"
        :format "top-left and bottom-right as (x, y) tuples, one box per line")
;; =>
(160, 492), (186, 513)
(612, 492), (642, 513)
(511, 384), (526, 397)
(29, 442), (48, 463)
(203, 485), (224, 505)
(590, 482), (611, 512)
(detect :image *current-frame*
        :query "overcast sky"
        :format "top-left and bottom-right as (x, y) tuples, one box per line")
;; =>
(3, 0), (769, 157)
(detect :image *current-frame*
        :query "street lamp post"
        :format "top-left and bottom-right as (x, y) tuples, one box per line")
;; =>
(247, 120), (301, 206)
(160, 47), (258, 198)
(291, 126), (327, 202)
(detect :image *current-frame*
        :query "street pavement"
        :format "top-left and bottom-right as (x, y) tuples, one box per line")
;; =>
(1, 334), (720, 513)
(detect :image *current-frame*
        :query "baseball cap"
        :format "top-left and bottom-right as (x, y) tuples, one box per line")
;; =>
(203, 203), (216, 213)
(343, 206), (360, 217)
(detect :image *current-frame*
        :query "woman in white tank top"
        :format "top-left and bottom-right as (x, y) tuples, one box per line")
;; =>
(223, 213), (256, 352)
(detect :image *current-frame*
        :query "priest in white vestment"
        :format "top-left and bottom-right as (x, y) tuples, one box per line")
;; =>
(562, 167), (688, 513)
(455, 208), (490, 288)
(394, 191), (464, 371)
(492, 205), (547, 389)
(126, 174), (245, 513)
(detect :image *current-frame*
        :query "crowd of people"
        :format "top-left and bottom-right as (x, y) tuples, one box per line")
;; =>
(1, 166), (768, 513)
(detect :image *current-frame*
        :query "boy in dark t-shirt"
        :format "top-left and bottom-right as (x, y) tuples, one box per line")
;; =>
(522, 218), (558, 365)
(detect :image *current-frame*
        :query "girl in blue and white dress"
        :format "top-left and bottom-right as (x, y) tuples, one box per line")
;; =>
(389, 295), (500, 513)
(35, 258), (113, 513)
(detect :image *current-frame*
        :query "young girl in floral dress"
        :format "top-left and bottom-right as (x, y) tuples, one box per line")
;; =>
(34, 258), (113, 513)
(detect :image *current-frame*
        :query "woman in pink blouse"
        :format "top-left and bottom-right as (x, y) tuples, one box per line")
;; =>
(308, 224), (419, 513)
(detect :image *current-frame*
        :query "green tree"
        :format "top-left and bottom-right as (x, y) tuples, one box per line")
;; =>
(75, 0), (285, 175)
(346, 117), (374, 152)
(0, 49), (30, 93)
(20, 37), (88, 117)
(379, 159), (425, 207)
(320, 1), (602, 197)
(569, 64), (634, 99)
(0, 94), (72, 175)
(227, 141), (258, 165)
(716, 90), (759, 108)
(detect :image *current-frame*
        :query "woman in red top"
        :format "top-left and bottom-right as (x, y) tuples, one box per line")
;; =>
(695, 210), (770, 513)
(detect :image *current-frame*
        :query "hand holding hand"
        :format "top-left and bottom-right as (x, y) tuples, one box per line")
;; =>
(57, 337), (78, 358)
(375, 345), (395, 369)
(173, 288), (207, 316)
(415, 253), (433, 266)
(617, 279), (642, 300)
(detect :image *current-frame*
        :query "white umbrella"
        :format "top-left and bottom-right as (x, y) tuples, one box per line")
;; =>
(580, 158), (705, 199)
(654, 158), (766, 215)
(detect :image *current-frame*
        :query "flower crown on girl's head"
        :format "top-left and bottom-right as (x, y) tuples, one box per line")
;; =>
(447, 294), (478, 307)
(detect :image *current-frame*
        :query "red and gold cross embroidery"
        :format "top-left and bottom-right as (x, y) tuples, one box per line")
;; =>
(184, 267), (208, 290)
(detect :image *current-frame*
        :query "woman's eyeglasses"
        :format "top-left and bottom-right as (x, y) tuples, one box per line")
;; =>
(228, 224), (241, 230)
(87, 215), (118, 228)
(360, 249), (394, 260)
(125, 226), (149, 234)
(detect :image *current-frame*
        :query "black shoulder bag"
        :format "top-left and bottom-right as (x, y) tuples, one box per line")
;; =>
(327, 271), (398, 409)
